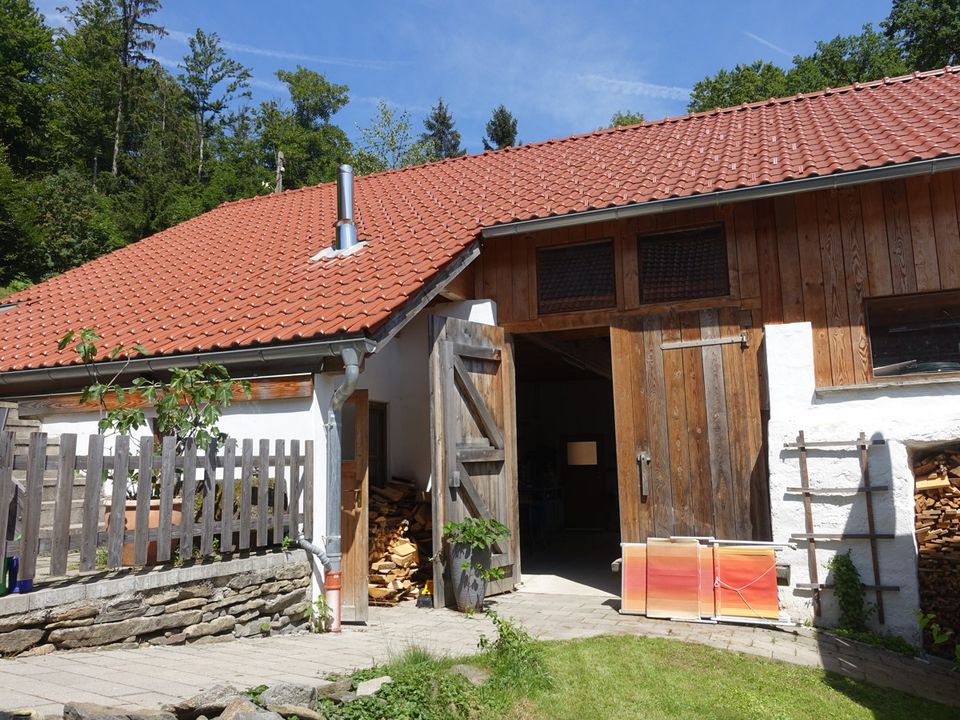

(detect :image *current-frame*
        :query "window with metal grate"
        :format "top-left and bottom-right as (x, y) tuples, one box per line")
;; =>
(638, 224), (729, 304)
(866, 289), (960, 377)
(536, 240), (616, 314)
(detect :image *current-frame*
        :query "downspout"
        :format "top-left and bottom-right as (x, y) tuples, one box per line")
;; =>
(322, 345), (360, 631)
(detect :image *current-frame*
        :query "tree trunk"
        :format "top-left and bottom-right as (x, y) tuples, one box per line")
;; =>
(111, 89), (123, 177)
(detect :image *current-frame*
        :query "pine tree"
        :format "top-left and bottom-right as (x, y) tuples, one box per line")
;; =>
(482, 104), (518, 150)
(178, 29), (250, 181)
(420, 98), (464, 160)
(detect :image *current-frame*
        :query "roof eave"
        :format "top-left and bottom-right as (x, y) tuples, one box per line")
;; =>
(481, 155), (960, 238)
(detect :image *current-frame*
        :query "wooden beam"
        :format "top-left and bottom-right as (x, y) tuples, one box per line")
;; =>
(14, 374), (314, 418)
(439, 263), (476, 301)
(501, 297), (760, 334)
(523, 333), (612, 380)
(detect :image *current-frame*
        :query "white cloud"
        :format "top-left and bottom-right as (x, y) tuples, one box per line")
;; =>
(743, 31), (793, 59)
(577, 74), (692, 102)
(166, 29), (402, 71)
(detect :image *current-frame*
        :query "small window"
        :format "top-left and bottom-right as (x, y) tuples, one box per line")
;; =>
(537, 240), (616, 314)
(637, 224), (729, 304)
(866, 290), (960, 377)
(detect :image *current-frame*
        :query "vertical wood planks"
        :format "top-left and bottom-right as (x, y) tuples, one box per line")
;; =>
(200, 443), (216, 556)
(931, 171), (960, 288)
(719, 205), (741, 299)
(883, 179), (918, 295)
(20, 432), (47, 581)
(288, 439), (300, 541)
(718, 307), (751, 539)
(157, 435), (176, 563)
(0, 432), (14, 571)
(700, 309), (736, 539)
(303, 439), (314, 540)
(258, 439), (270, 547)
(734, 203), (761, 299)
(642, 314), (674, 537)
(79, 434), (105, 571)
(661, 315), (694, 535)
(754, 199), (784, 324)
(49, 433), (77, 576)
(107, 435), (130, 568)
(610, 320), (643, 542)
(133, 436), (154, 566)
(817, 190), (854, 386)
(837, 187), (871, 384)
(221, 438), (236, 552)
(793, 192), (832, 387)
(239, 438), (253, 550)
(859, 182), (894, 296)
(180, 439), (197, 553)
(905, 176), (941, 292)
(273, 439), (285, 544)
(679, 313), (714, 535)
(773, 196), (804, 322)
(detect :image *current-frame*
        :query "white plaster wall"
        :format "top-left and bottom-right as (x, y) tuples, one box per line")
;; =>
(766, 322), (960, 642)
(358, 300), (497, 492)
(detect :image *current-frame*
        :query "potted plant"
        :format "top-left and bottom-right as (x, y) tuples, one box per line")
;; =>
(443, 516), (510, 612)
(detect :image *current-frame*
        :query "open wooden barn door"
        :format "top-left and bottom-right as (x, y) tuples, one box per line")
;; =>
(429, 315), (520, 608)
(340, 389), (369, 622)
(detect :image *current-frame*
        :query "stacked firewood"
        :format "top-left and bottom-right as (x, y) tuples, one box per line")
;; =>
(914, 449), (960, 653)
(368, 477), (432, 605)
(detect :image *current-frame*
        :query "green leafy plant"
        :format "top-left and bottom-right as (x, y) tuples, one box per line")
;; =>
(211, 537), (221, 561)
(916, 610), (956, 649)
(172, 548), (184, 568)
(478, 609), (552, 692)
(827, 551), (873, 632)
(462, 561), (506, 583)
(95, 546), (108, 570)
(312, 595), (332, 633)
(245, 684), (269, 706)
(443, 517), (509, 550)
(280, 534), (291, 552)
(259, 621), (271, 633)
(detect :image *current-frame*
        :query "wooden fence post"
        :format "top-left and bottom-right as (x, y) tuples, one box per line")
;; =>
(0, 431), (14, 571)
(20, 432), (47, 582)
(79, 434), (105, 572)
(107, 435), (130, 568)
(49, 433), (78, 576)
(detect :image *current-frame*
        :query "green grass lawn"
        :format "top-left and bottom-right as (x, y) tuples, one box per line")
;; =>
(520, 634), (954, 720)
(312, 624), (956, 720)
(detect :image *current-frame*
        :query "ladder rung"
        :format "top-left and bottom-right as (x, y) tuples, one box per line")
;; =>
(790, 533), (895, 540)
(786, 486), (889, 494)
(796, 582), (900, 591)
(783, 439), (886, 449)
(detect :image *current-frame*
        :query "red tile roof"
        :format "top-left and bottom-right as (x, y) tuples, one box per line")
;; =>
(3, 67), (960, 373)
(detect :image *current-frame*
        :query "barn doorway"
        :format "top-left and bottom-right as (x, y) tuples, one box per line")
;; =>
(514, 329), (620, 596)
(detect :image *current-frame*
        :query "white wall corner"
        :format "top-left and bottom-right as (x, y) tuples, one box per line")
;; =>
(310, 371), (340, 600)
(431, 299), (497, 326)
(764, 322), (816, 419)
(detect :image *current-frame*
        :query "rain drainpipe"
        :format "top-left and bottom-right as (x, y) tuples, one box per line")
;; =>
(298, 345), (361, 632)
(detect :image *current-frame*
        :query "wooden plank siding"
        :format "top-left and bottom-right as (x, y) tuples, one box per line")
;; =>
(482, 169), (960, 389)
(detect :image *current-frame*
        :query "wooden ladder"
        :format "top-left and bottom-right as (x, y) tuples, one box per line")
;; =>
(784, 430), (900, 624)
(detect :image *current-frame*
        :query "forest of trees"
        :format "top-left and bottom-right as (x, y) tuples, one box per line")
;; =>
(0, 0), (955, 296)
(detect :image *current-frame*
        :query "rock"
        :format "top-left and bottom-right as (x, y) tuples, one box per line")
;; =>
(263, 589), (306, 615)
(274, 563), (310, 581)
(217, 699), (258, 720)
(165, 598), (207, 614)
(449, 664), (491, 687)
(355, 676), (392, 698)
(62, 703), (130, 720)
(183, 616), (236, 640)
(269, 617), (290, 631)
(49, 610), (203, 649)
(0, 610), (49, 633)
(164, 684), (245, 720)
(18, 644), (56, 658)
(0, 628), (44, 655)
(0, 709), (43, 720)
(125, 711), (176, 720)
(191, 634), (231, 646)
(314, 679), (352, 700)
(48, 605), (98, 624)
(231, 599), (266, 616)
(233, 621), (267, 638)
(266, 706), (323, 720)
(232, 713), (283, 720)
(227, 569), (273, 591)
(46, 617), (95, 631)
(145, 590), (180, 606)
(258, 683), (316, 708)
(204, 590), (258, 613)
(96, 598), (145, 623)
(283, 602), (311, 620)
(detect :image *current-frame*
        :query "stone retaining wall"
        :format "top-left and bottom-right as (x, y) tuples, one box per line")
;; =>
(0, 551), (314, 657)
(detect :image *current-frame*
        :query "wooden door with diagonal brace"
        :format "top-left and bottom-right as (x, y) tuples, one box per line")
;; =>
(429, 315), (520, 607)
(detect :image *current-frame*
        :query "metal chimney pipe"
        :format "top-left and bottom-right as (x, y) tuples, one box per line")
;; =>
(335, 164), (358, 251)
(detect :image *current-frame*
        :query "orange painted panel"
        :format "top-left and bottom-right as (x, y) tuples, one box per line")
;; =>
(646, 539), (701, 619)
(715, 546), (779, 619)
(620, 543), (647, 615)
(699, 546), (716, 618)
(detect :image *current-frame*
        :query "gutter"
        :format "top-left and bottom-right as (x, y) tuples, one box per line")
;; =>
(481, 155), (960, 238)
(0, 336), (377, 391)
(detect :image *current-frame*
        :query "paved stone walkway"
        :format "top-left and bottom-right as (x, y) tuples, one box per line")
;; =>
(2, 591), (958, 715)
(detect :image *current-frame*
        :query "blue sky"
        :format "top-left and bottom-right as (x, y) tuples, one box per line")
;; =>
(36, 0), (892, 154)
